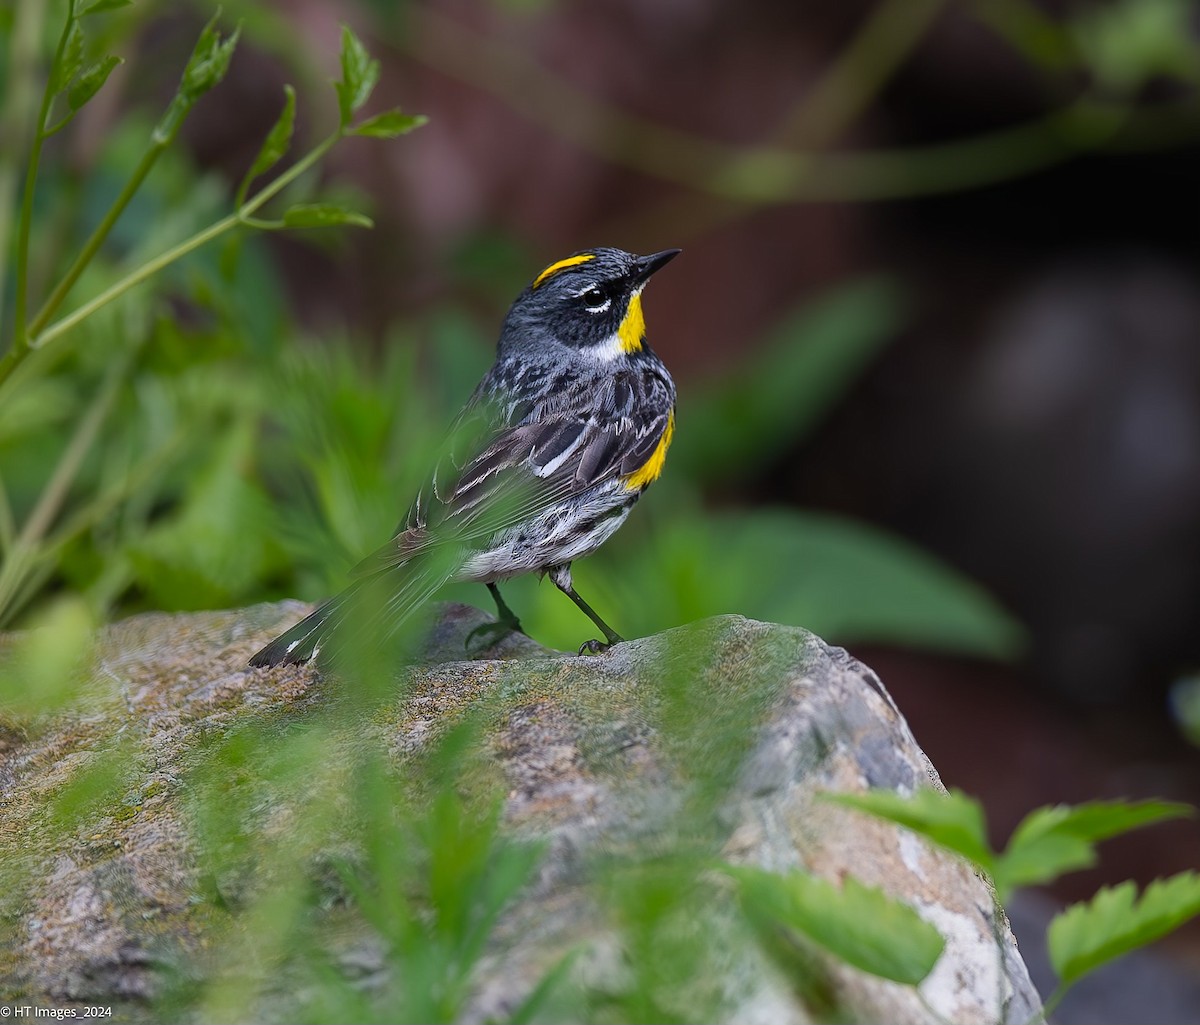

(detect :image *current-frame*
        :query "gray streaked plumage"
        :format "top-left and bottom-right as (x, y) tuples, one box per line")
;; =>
(249, 246), (679, 668)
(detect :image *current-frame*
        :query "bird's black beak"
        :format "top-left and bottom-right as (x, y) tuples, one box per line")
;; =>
(633, 248), (681, 285)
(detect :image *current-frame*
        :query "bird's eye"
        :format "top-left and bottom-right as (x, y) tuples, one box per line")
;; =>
(580, 285), (610, 312)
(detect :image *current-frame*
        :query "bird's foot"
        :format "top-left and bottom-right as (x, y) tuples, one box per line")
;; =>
(578, 635), (621, 655)
(465, 617), (523, 651)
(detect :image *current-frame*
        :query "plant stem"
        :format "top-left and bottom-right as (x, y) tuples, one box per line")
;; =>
(27, 142), (165, 340)
(0, 0), (49, 339)
(2, 427), (186, 626)
(0, 476), (15, 554)
(12, 0), (77, 353)
(0, 130), (340, 388)
(0, 348), (127, 624)
(777, 0), (948, 148)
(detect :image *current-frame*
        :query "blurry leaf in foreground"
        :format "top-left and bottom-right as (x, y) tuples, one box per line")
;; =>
(1071, 0), (1200, 93)
(829, 790), (1194, 906)
(728, 865), (944, 985)
(674, 276), (904, 484)
(1048, 872), (1200, 987)
(0, 596), (96, 716)
(825, 789), (996, 878)
(998, 800), (1193, 900)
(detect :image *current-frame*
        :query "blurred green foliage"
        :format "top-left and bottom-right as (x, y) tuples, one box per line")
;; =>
(832, 788), (1200, 1020)
(4, 3), (1200, 1022)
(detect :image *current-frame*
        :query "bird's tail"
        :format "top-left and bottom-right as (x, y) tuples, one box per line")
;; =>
(248, 559), (455, 669)
(248, 590), (351, 667)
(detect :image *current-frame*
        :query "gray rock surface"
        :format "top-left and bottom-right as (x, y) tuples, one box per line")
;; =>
(0, 602), (1043, 1023)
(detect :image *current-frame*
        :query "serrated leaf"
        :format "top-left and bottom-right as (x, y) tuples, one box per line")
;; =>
(827, 788), (996, 874)
(729, 866), (944, 985)
(282, 204), (373, 229)
(181, 15), (240, 100)
(1048, 872), (1200, 986)
(156, 14), (241, 142)
(241, 85), (295, 196)
(68, 55), (123, 111)
(998, 800), (1193, 898)
(80, 0), (134, 15)
(51, 20), (86, 95)
(335, 25), (380, 127)
(350, 109), (428, 138)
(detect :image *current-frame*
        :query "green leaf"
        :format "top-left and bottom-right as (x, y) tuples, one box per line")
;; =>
(181, 15), (240, 100)
(350, 108), (428, 138)
(997, 800), (1194, 899)
(67, 55), (123, 111)
(672, 277), (903, 485)
(238, 84), (295, 203)
(0, 596), (96, 715)
(156, 12), (241, 142)
(282, 203), (373, 229)
(51, 20), (86, 95)
(335, 25), (381, 127)
(827, 789), (996, 875)
(79, 0), (134, 14)
(728, 866), (944, 985)
(1048, 872), (1200, 987)
(125, 420), (276, 609)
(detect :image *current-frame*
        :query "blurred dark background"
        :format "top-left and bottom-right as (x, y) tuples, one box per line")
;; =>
(4, 0), (1200, 1015)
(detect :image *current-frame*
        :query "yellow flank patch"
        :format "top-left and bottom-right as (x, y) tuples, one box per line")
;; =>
(617, 293), (645, 353)
(532, 253), (595, 289)
(624, 411), (675, 491)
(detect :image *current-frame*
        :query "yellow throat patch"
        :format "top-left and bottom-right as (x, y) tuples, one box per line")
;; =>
(624, 411), (675, 491)
(532, 253), (595, 289)
(617, 292), (646, 354)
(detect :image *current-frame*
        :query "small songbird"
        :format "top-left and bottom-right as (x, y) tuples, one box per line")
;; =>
(249, 247), (679, 668)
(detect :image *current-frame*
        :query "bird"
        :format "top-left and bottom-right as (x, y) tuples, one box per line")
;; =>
(248, 246), (680, 668)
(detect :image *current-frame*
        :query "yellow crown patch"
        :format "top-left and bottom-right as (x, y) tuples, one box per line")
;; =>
(532, 253), (595, 289)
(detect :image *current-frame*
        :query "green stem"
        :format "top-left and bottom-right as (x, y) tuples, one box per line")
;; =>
(0, 130), (340, 386)
(778, 0), (948, 147)
(404, 5), (1180, 210)
(12, 0), (77, 353)
(0, 428), (185, 626)
(0, 475), (14, 554)
(1038, 986), (1066, 1022)
(0, 0), (49, 339)
(27, 142), (166, 340)
(0, 348), (127, 624)
(29, 214), (240, 351)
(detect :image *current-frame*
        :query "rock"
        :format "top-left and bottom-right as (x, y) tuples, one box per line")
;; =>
(0, 602), (1043, 1023)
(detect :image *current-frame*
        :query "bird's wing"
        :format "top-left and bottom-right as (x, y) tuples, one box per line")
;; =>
(350, 368), (674, 577)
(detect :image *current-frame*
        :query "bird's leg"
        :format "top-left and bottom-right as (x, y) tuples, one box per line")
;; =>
(487, 582), (523, 632)
(465, 582), (525, 650)
(548, 564), (623, 654)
